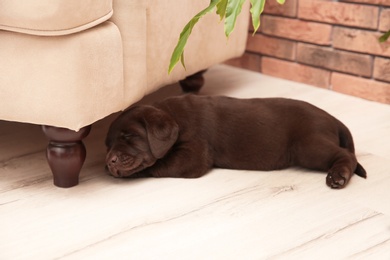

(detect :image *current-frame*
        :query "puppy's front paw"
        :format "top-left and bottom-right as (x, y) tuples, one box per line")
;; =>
(326, 168), (351, 189)
(125, 171), (153, 178)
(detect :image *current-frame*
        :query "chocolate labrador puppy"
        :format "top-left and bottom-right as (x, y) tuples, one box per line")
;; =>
(105, 95), (366, 188)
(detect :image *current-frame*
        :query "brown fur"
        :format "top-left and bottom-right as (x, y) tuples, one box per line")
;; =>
(106, 95), (366, 188)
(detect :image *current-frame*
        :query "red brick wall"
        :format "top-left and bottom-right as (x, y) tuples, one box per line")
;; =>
(226, 0), (390, 104)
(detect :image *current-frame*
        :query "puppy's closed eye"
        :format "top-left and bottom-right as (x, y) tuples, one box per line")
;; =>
(121, 132), (139, 141)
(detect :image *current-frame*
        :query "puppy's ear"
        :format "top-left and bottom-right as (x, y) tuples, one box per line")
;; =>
(143, 107), (179, 159)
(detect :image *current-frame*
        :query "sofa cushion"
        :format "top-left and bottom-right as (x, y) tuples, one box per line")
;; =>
(0, 0), (112, 36)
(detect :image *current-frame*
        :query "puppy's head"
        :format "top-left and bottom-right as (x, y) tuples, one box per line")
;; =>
(105, 105), (179, 177)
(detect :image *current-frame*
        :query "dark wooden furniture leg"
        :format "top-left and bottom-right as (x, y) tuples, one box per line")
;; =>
(179, 69), (207, 93)
(42, 125), (91, 188)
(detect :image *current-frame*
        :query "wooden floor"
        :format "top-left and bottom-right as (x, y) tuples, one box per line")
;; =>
(1, 65), (390, 259)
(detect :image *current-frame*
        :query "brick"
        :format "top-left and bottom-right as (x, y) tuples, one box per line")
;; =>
(373, 57), (390, 82)
(261, 15), (332, 45)
(264, 0), (298, 17)
(341, 0), (390, 6)
(333, 27), (390, 57)
(246, 34), (296, 60)
(299, 0), (379, 30)
(248, 16), (255, 33)
(261, 57), (330, 88)
(332, 72), (390, 104)
(297, 43), (372, 77)
(224, 52), (261, 72)
(379, 9), (390, 32)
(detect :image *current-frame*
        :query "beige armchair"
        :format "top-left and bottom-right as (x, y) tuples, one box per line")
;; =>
(0, 0), (249, 187)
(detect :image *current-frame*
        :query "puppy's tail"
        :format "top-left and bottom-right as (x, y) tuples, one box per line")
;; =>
(355, 163), (367, 179)
(337, 121), (367, 179)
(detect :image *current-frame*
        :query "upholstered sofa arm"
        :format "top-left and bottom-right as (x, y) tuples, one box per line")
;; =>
(0, 0), (113, 36)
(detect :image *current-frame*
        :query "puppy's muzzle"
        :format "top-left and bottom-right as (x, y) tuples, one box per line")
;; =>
(106, 151), (143, 177)
(106, 153), (123, 177)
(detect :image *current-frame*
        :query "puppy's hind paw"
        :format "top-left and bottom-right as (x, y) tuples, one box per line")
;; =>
(326, 169), (351, 189)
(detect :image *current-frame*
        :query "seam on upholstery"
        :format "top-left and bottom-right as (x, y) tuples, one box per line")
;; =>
(0, 10), (113, 36)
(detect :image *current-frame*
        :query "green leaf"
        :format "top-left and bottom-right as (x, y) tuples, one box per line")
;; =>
(168, 0), (221, 74)
(379, 30), (390, 43)
(224, 0), (246, 38)
(180, 52), (186, 70)
(276, 0), (285, 4)
(216, 0), (228, 21)
(249, 0), (266, 35)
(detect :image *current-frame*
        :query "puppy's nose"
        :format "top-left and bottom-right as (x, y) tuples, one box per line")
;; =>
(110, 155), (118, 164)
